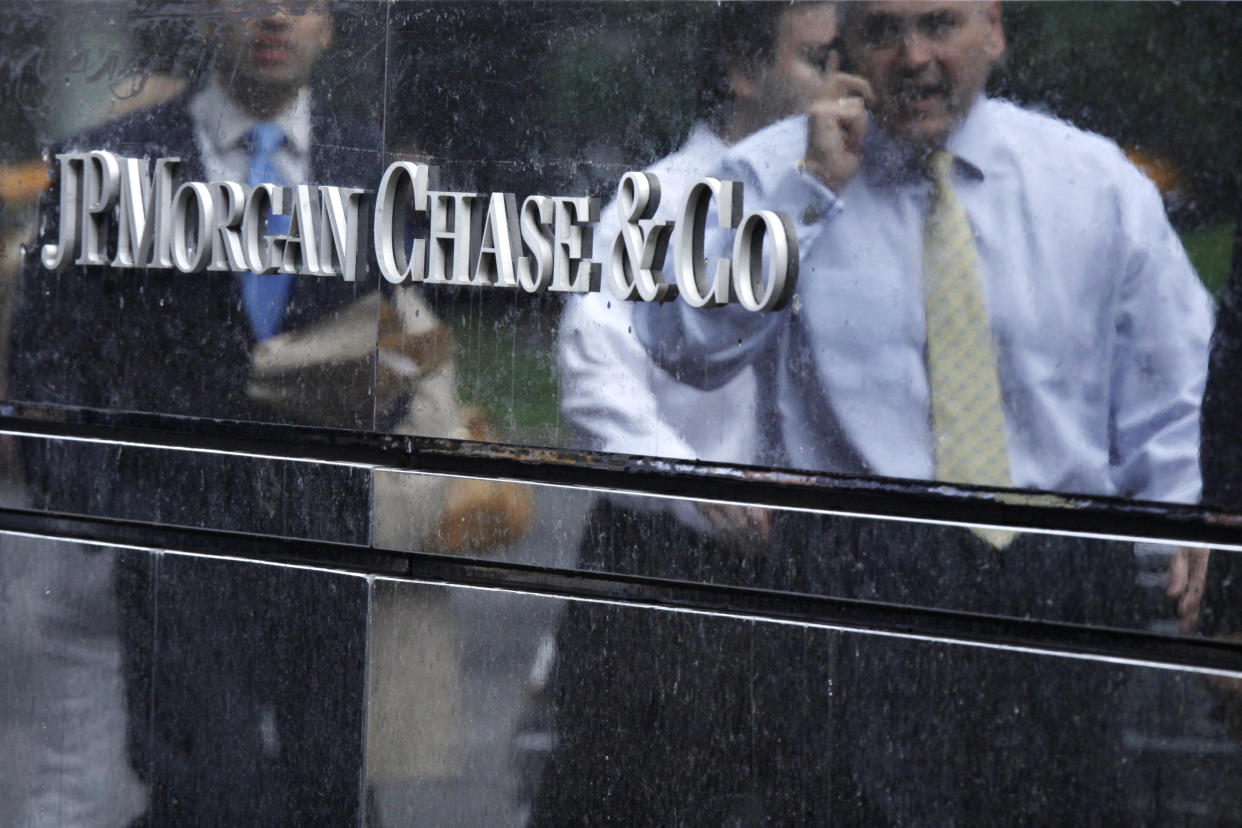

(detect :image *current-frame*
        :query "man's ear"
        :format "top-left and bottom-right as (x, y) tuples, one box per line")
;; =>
(728, 62), (757, 103)
(984, 1), (1005, 62)
(319, 16), (334, 52)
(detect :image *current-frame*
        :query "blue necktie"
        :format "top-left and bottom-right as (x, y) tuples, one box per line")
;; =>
(241, 122), (294, 341)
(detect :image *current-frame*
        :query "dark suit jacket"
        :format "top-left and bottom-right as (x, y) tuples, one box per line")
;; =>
(1202, 218), (1242, 511)
(1201, 218), (1242, 635)
(5, 89), (383, 824)
(9, 90), (383, 427)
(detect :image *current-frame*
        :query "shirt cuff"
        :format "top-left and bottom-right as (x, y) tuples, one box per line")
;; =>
(774, 161), (839, 249)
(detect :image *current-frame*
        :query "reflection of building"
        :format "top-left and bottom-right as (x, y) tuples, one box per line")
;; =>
(0, 2), (1239, 824)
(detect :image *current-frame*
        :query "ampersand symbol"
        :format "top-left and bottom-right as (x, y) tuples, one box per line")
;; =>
(606, 172), (676, 303)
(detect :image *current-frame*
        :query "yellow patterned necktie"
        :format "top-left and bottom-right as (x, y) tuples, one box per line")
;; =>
(923, 149), (1014, 547)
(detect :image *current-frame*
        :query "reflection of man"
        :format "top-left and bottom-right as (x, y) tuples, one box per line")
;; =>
(1199, 218), (1242, 728)
(10, 0), (378, 426)
(9, 3), (380, 823)
(559, 2), (837, 540)
(560, 2), (838, 464)
(536, 5), (847, 824)
(1203, 219), (1242, 512)
(633, 2), (1215, 820)
(640, 1), (1212, 505)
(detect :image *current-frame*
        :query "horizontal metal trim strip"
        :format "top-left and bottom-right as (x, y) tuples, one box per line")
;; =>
(1, 505), (1239, 676)
(0, 403), (1236, 546)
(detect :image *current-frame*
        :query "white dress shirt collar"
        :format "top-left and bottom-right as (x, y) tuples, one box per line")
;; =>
(189, 77), (313, 158)
(943, 94), (995, 180)
(685, 121), (728, 154)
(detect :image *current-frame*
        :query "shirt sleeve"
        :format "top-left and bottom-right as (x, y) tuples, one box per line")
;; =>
(559, 291), (698, 459)
(557, 197), (699, 459)
(1108, 171), (1213, 504)
(635, 116), (840, 390)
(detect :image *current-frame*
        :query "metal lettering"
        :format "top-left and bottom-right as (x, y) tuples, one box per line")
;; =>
(549, 196), (600, 293)
(373, 161), (434, 284)
(242, 183), (286, 274)
(41, 152), (86, 270)
(33, 154), (794, 313)
(207, 181), (248, 272)
(472, 192), (520, 288)
(169, 181), (214, 273)
(674, 178), (742, 308)
(607, 171), (675, 302)
(318, 185), (368, 282)
(76, 150), (121, 266)
(281, 184), (323, 276)
(731, 209), (797, 312)
(517, 195), (554, 293)
(113, 156), (180, 269)
(426, 190), (480, 285)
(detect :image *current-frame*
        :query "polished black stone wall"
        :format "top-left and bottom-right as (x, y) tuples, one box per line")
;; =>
(2, 2), (1242, 824)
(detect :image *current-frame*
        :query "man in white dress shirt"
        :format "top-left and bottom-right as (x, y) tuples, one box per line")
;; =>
(639, 0), (1212, 505)
(536, 6), (856, 823)
(557, 1), (839, 539)
(632, 3), (1214, 819)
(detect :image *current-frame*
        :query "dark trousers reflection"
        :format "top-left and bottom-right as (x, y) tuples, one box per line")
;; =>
(117, 553), (367, 827)
(530, 500), (851, 826)
(779, 511), (1144, 824)
(531, 500), (1150, 824)
(0, 538), (147, 827)
(1194, 216), (1242, 754)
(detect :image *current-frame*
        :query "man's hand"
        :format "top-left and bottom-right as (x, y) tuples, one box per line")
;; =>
(802, 52), (875, 193)
(698, 502), (772, 550)
(1168, 545), (1210, 633)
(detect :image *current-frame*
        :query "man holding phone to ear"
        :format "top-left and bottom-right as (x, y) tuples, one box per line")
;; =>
(636, 3), (1213, 818)
(641, 0), (1210, 506)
